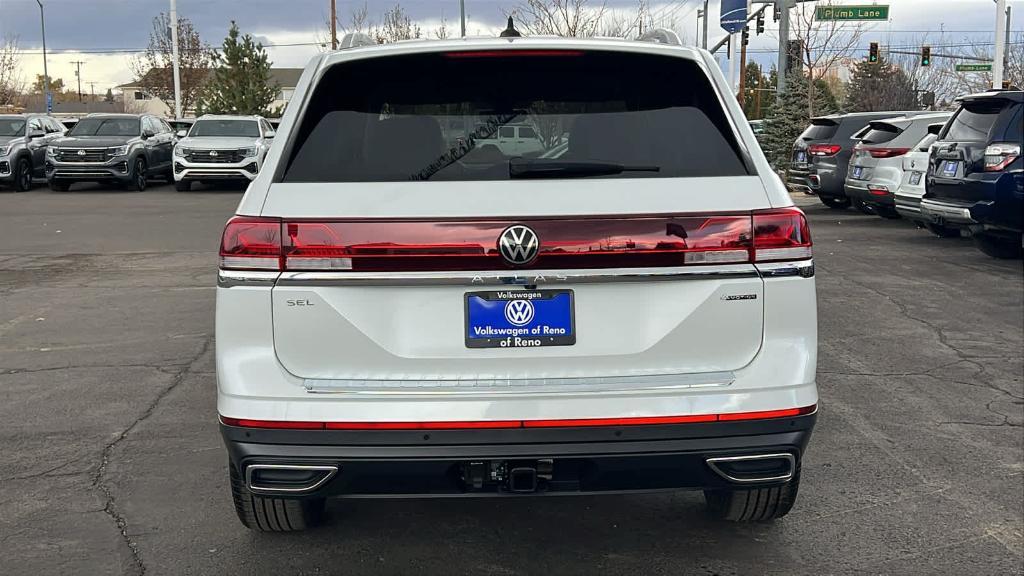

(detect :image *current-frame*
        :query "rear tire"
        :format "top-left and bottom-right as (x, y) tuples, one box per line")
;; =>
(925, 223), (961, 238)
(820, 196), (851, 209)
(703, 471), (801, 522)
(14, 157), (33, 192)
(175, 180), (191, 192)
(229, 461), (326, 532)
(973, 233), (1023, 259)
(48, 181), (70, 192)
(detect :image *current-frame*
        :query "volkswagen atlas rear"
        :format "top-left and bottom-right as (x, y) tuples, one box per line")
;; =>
(216, 36), (818, 531)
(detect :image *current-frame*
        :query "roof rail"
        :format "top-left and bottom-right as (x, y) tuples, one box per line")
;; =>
(637, 28), (681, 46)
(338, 32), (377, 49)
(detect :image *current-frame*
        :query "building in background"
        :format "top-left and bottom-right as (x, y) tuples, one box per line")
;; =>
(116, 68), (302, 118)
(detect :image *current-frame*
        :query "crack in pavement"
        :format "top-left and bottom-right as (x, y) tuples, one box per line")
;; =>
(2, 363), (189, 376)
(816, 263), (1023, 402)
(89, 335), (212, 576)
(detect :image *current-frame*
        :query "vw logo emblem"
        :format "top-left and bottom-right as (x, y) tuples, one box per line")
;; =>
(209, 150), (219, 157)
(504, 299), (535, 326)
(498, 224), (539, 266)
(77, 149), (86, 156)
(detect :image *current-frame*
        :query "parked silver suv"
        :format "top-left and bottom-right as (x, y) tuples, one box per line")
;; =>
(0, 114), (66, 192)
(172, 115), (274, 191)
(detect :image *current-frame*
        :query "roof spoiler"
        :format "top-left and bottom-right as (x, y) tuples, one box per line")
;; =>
(338, 32), (376, 49)
(637, 28), (682, 46)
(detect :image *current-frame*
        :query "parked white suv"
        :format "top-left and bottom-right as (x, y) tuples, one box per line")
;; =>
(216, 32), (818, 532)
(173, 115), (274, 191)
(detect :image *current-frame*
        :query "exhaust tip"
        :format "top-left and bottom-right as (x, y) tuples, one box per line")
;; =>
(706, 453), (795, 484)
(245, 464), (338, 494)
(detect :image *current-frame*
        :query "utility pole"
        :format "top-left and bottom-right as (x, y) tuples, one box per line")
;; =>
(739, 28), (749, 107)
(169, 0), (182, 119)
(702, 0), (709, 49)
(460, 0), (467, 37)
(34, 0), (50, 113)
(992, 0), (1007, 89)
(1002, 4), (1011, 86)
(330, 0), (338, 49)
(776, 0), (791, 100)
(72, 60), (85, 102)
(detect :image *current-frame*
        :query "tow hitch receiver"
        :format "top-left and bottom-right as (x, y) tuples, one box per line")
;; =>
(461, 459), (553, 493)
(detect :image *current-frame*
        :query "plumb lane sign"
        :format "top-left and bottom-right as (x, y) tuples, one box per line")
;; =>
(815, 5), (889, 21)
(955, 63), (993, 72)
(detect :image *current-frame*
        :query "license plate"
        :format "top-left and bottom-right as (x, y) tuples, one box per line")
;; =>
(852, 166), (864, 179)
(909, 171), (922, 185)
(795, 151), (807, 163)
(942, 160), (958, 176)
(465, 290), (575, 348)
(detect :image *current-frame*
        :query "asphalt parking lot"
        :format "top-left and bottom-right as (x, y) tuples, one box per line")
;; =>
(1, 183), (1021, 576)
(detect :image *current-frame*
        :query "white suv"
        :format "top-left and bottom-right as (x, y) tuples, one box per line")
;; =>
(216, 32), (818, 532)
(173, 115), (274, 191)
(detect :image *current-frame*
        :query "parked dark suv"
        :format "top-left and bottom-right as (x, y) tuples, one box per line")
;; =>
(788, 112), (911, 210)
(45, 113), (176, 191)
(0, 114), (65, 191)
(921, 90), (1023, 258)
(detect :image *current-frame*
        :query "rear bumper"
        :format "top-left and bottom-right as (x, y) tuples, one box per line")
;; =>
(222, 412), (816, 497)
(846, 183), (895, 208)
(894, 194), (924, 221)
(920, 198), (978, 225)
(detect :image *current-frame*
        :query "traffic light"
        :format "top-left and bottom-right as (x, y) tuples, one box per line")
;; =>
(921, 45), (931, 67)
(742, 26), (750, 47)
(756, 12), (765, 35)
(869, 42), (879, 64)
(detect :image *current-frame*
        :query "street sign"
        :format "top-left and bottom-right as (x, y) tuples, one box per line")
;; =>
(955, 63), (993, 72)
(46, 92), (53, 113)
(815, 5), (889, 21)
(720, 0), (747, 33)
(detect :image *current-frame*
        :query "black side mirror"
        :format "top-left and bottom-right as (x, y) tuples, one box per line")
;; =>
(142, 129), (155, 139)
(28, 129), (46, 139)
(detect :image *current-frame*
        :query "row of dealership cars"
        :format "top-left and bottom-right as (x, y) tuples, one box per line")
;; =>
(786, 89), (1023, 259)
(0, 113), (274, 192)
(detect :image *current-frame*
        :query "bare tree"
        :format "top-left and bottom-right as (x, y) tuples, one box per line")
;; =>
(129, 13), (213, 114)
(372, 4), (422, 44)
(319, 2), (371, 50)
(788, 2), (868, 116)
(0, 35), (23, 107)
(434, 16), (451, 40)
(508, 0), (608, 37)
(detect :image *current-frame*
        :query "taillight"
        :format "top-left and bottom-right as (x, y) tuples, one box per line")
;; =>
(752, 208), (812, 262)
(867, 185), (890, 196)
(219, 212), (813, 272)
(219, 216), (282, 270)
(984, 142), (1021, 171)
(865, 147), (910, 159)
(808, 144), (841, 157)
(444, 50), (584, 59)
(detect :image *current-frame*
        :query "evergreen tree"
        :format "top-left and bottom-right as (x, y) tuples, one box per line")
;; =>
(198, 22), (280, 116)
(845, 54), (917, 112)
(761, 72), (837, 170)
(103, 88), (114, 103)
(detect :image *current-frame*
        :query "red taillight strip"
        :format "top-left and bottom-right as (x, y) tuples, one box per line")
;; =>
(219, 405), (816, 430)
(444, 50), (584, 58)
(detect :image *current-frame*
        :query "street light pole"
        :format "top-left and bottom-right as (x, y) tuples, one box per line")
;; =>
(776, 0), (791, 100)
(34, 0), (50, 113)
(170, 0), (182, 119)
(460, 0), (467, 37)
(702, 0), (709, 49)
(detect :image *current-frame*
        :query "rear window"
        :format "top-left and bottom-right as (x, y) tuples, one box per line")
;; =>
(282, 50), (749, 182)
(942, 100), (1009, 141)
(799, 120), (839, 141)
(859, 122), (903, 145)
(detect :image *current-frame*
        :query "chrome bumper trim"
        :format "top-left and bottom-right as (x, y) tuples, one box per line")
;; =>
(920, 199), (976, 224)
(303, 370), (736, 395)
(217, 270), (279, 287)
(755, 260), (814, 278)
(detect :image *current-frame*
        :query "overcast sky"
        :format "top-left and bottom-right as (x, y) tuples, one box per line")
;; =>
(2, 0), (1021, 94)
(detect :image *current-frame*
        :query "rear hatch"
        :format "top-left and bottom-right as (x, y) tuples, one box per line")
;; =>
(248, 47), (804, 387)
(792, 117), (840, 168)
(929, 96), (1023, 203)
(849, 119), (911, 183)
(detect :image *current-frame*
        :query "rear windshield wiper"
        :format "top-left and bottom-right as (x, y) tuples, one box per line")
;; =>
(509, 158), (660, 179)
